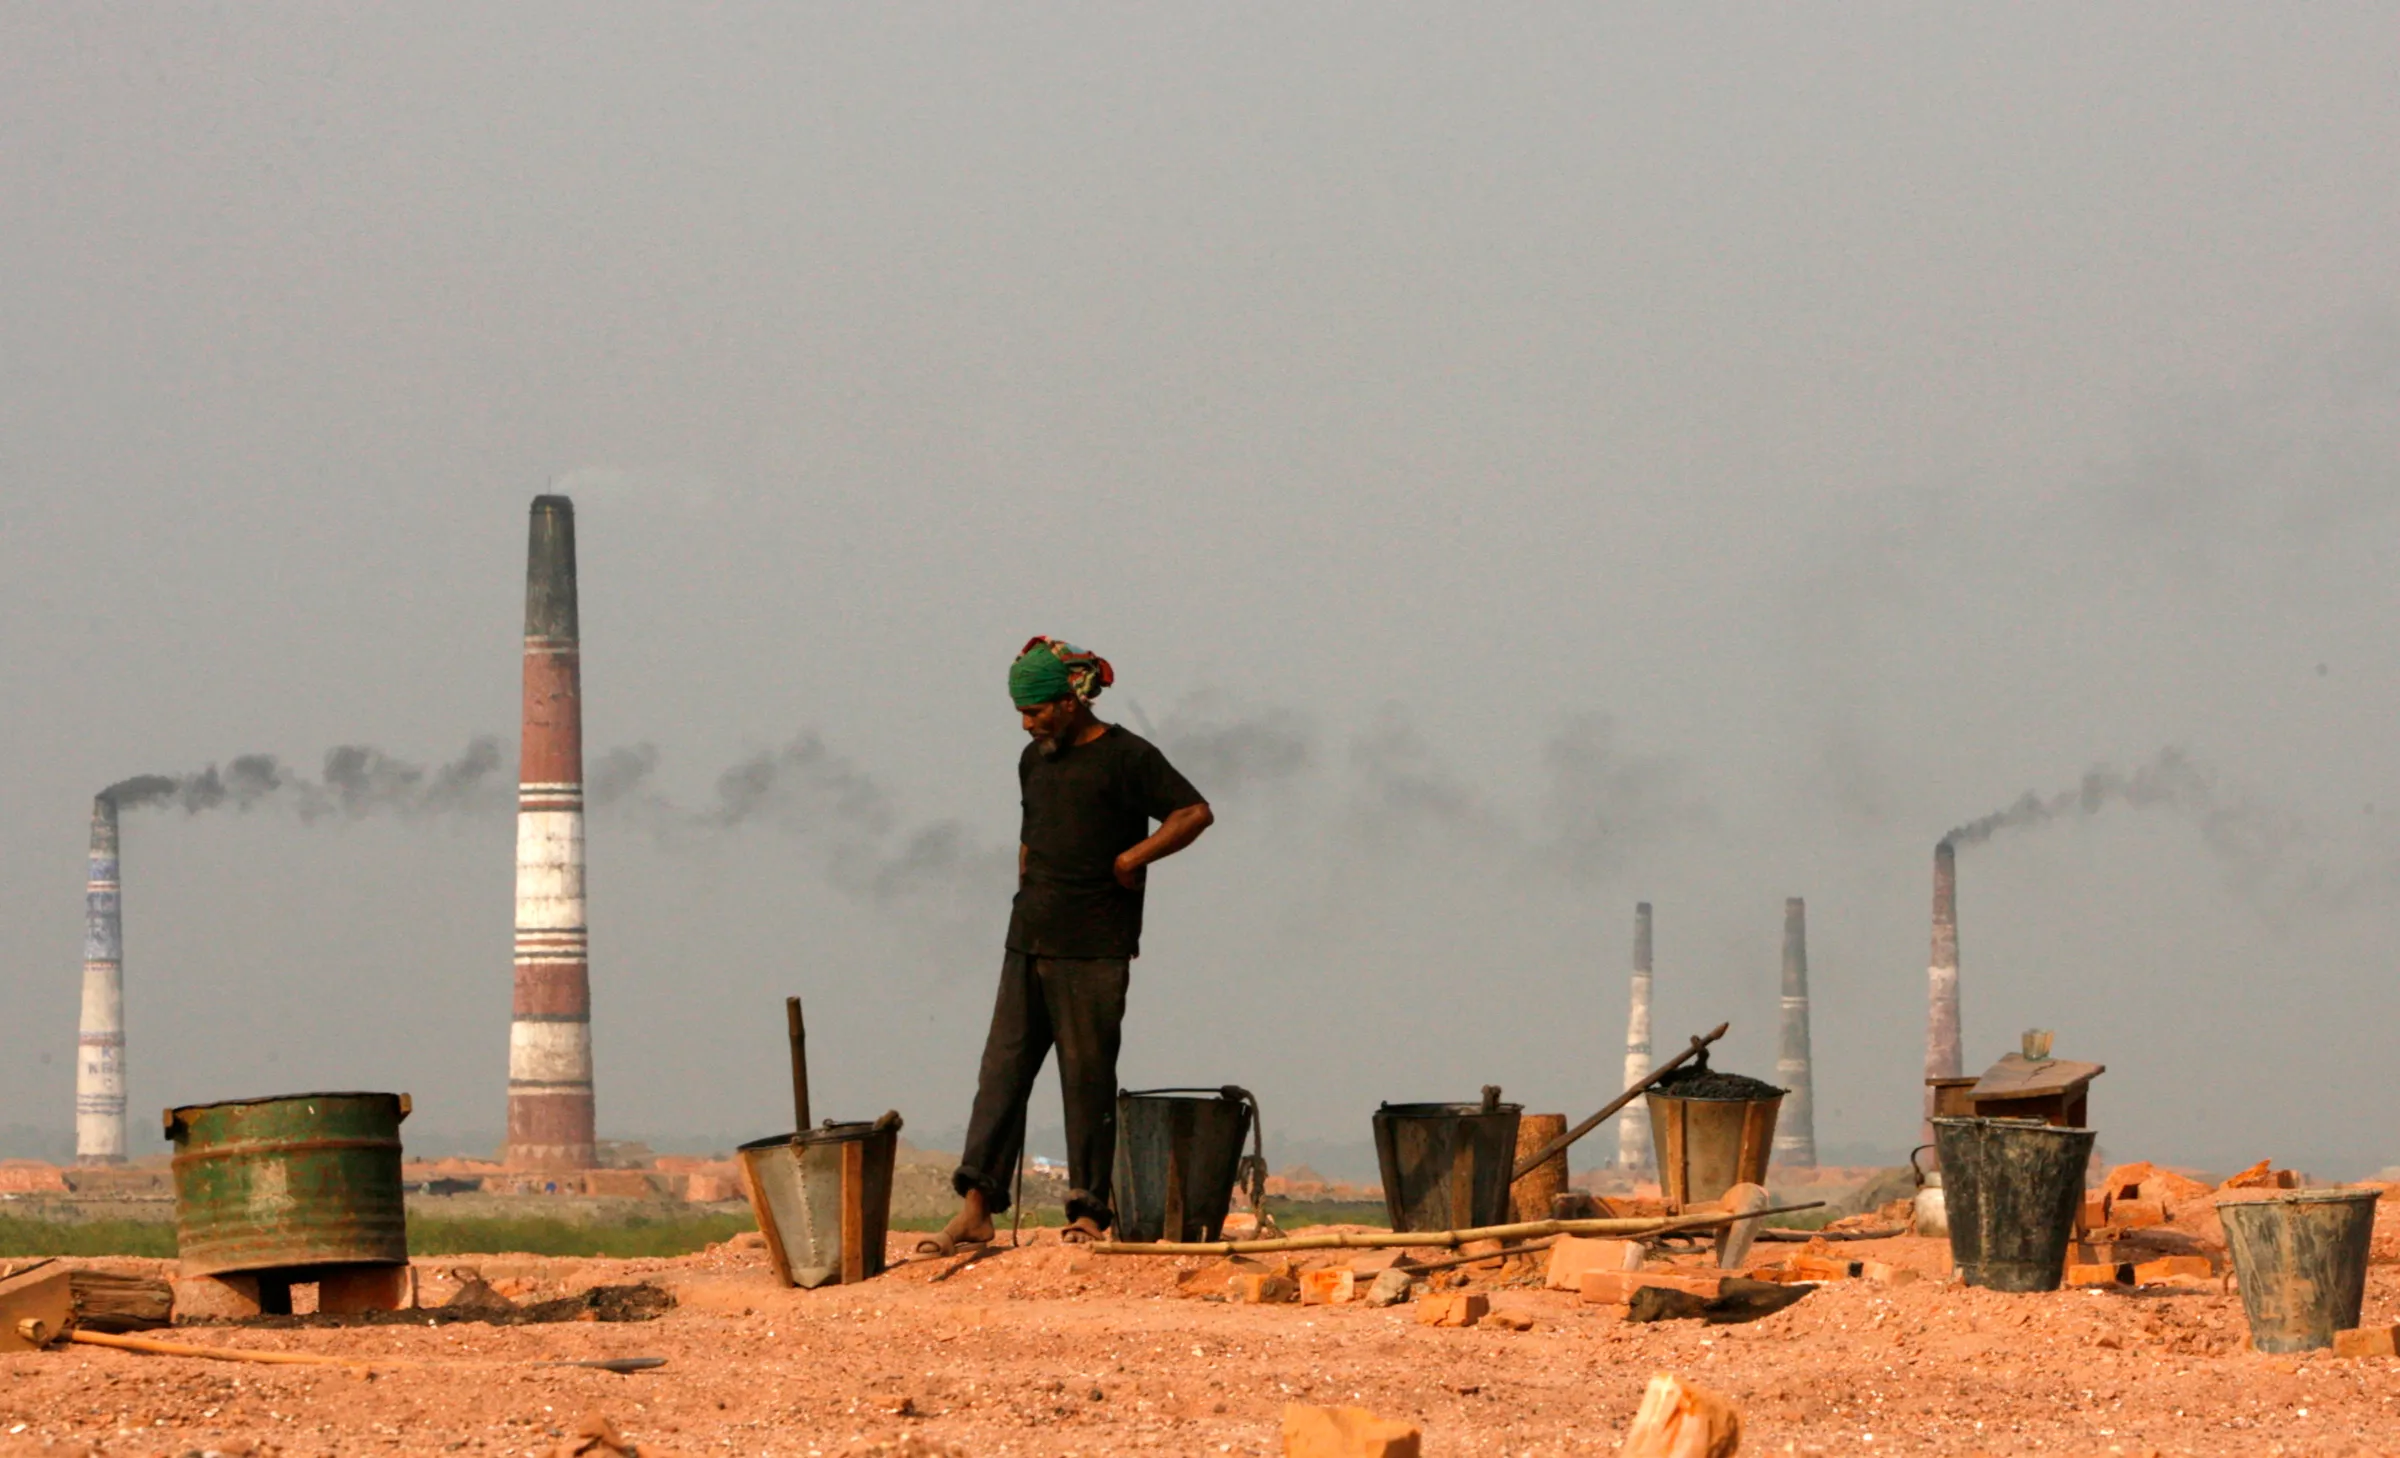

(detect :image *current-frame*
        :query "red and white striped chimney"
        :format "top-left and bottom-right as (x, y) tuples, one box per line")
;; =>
(506, 495), (596, 1170)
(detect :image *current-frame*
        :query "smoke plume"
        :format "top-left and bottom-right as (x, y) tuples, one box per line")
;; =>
(1941, 747), (2329, 917)
(1342, 705), (1700, 880)
(104, 739), (508, 820)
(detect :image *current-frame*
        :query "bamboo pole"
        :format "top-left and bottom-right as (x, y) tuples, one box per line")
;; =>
(1397, 1237), (1558, 1276)
(1512, 1022), (1729, 1182)
(1093, 1201), (1822, 1257)
(68, 1329), (372, 1375)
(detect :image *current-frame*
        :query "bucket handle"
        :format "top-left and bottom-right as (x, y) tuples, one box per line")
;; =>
(1119, 1085), (1281, 1239)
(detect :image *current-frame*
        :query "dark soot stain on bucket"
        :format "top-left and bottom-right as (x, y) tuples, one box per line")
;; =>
(1654, 1068), (1787, 1101)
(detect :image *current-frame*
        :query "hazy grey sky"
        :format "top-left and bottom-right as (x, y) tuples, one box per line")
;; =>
(6, 6), (2397, 1175)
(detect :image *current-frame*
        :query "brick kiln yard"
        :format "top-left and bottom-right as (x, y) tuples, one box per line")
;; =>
(6, 1212), (2400, 1458)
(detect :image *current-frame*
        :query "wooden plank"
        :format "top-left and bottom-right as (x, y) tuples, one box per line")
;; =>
(839, 1139), (867, 1286)
(1968, 1054), (2104, 1101)
(69, 1270), (174, 1333)
(0, 1265), (75, 1351)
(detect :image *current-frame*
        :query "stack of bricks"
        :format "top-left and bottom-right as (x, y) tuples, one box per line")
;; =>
(2064, 1159), (2289, 1288)
(0, 1162), (68, 1195)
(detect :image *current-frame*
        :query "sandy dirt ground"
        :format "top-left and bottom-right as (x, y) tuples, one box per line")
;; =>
(4, 1227), (2398, 1458)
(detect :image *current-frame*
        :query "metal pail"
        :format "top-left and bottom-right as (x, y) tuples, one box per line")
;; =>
(1112, 1089), (1252, 1243)
(1646, 1087), (1783, 1207)
(1372, 1098), (1522, 1233)
(1932, 1116), (2095, 1292)
(738, 1112), (901, 1288)
(2217, 1188), (2379, 1353)
(165, 1091), (410, 1278)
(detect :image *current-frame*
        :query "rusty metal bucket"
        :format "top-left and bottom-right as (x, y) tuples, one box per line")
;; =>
(1112, 1088), (1255, 1243)
(2216, 1188), (2379, 1353)
(1932, 1116), (2093, 1292)
(738, 1113), (901, 1289)
(164, 1091), (411, 1279)
(1372, 1089), (1522, 1233)
(1646, 1086), (1782, 1207)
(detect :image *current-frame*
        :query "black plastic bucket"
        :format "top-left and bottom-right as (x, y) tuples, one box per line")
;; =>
(1931, 1116), (2095, 1292)
(2216, 1188), (2379, 1353)
(1372, 1096), (1522, 1233)
(1112, 1089), (1253, 1243)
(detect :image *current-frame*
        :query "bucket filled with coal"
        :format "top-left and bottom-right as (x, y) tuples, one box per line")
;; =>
(1644, 1065), (1785, 1207)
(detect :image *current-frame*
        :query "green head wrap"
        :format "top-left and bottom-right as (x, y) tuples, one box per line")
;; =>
(1009, 636), (1112, 708)
(1009, 648), (1073, 708)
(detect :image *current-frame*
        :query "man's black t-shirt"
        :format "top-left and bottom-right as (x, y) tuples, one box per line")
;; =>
(1006, 725), (1204, 959)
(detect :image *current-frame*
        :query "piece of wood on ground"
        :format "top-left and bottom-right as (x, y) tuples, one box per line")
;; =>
(68, 1329), (372, 1376)
(1618, 1372), (1742, 1458)
(68, 1270), (175, 1333)
(0, 1264), (75, 1351)
(1282, 1402), (1423, 1458)
(1712, 1182), (1771, 1271)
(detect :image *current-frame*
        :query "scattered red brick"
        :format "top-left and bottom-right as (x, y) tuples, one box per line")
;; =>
(2133, 1255), (2213, 1284)
(2111, 1198), (2168, 1229)
(1542, 1236), (1640, 1291)
(1298, 1268), (1355, 1305)
(1233, 1272), (1298, 1304)
(1281, 1403), (1422, 1458)
(2104, 1163), (2157, 1200)
(1414, 1292), (1488, 1327)
(2139, 1169), (2215, 1205)
(2333, 1326), (2399, 1359)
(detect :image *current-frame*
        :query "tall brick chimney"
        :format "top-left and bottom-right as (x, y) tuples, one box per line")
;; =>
(506, 495), (596, 1170)
(1616, 901), (1655, 1171)
(1773, 896), (1817, 1167)
(1923, 840), (1963, 1141)
(76, 795), (128, 1165)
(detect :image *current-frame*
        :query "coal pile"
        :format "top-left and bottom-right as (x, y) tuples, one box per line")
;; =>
(1654, 1067), (1786, 1101)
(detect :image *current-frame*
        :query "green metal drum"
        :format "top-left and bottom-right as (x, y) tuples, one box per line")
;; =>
(165, 1092), (411, 1276)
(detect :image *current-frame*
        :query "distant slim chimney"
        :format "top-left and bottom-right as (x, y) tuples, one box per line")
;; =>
(1773, 896), (1817, 1167)
(1923, 840), (1963, 1140)
(506, 495), (597, 1170)
(77, 795), (128, 1165)
(1617, 902), (1655, 1171)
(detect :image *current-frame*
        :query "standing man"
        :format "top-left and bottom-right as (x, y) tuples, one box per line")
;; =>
(920, 637), (1215, 1252)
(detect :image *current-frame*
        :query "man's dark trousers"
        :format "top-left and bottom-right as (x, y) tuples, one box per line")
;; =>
(954, 951), (1130, 1227)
